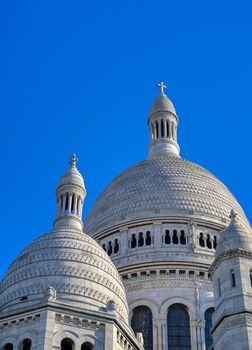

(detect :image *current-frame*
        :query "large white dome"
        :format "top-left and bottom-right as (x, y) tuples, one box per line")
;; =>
(85, 154), (250, 235)
(0, 228), (128, 320)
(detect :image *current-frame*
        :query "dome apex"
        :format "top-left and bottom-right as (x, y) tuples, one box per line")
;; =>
(58, 154), (85, 189)
(215, 210), (252, 259)
(149, 82), (177, 117)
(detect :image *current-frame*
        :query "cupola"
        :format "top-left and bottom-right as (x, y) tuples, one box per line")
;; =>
(54, 154), (86, 230)
(148, 82), (180, 157)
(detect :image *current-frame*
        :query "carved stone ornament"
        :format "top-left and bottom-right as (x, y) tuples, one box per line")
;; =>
(45, 286), (57, 301)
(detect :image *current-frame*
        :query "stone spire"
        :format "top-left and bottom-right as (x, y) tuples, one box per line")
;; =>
(54, 154), (86, 230)
(148, 82), (180, 157)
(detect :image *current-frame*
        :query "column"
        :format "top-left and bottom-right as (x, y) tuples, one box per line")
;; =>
(164, 120), (168, 138)
(168, 121), (172, 139)
(62, 194), (67, 214)
(79, 199), (83, 218)
(73, 194), (78, 214)
(68, 193), (73, 214)
(153, 222), (162, 249)
(57, 196), (62, 215)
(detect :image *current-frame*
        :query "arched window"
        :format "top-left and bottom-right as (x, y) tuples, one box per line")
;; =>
(199, 232), (205, 247)
(249, 270), (252, 287)
(114, 239), (119, 254)
(165, 230), (171, 244)
(172, 230), (178, 244)
(231, 270), (236, 287)
(138, 232), (144, 247)
(131, 234), (137, 248)
(180, 230), (186, 245)
(167, 304), (191, 350)
(155, 121), (159, 139)
(206, 234), (212, 249)
(61, 338), (74, 350)
(107, 241), (113, 256)
(22, 339), (32, 350)
(81, 343), (93, 350)
(161, 119), (164, 137)
(131, 306), (153, 350)
(145, 231), (152, 246)
(205, 308), (214, 350)
(3, 344), (13, 350)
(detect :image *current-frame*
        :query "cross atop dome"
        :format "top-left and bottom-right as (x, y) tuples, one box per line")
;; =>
(157, 81), (167, 94)
(70, 154), (78, 167)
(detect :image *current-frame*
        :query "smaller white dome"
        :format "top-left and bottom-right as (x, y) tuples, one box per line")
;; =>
(149, 92), (177, 116)
(0, 228), (128, 320)
(215, 210), (252, 258)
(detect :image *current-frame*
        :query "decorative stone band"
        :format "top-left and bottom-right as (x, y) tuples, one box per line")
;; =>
(0, 283), (127, 320)
(0, 314), (40, 332)
(212, 311), (252, 343)
(123, 276), (213, 293)
(55, 313), (103, 330)
(209, 249), (252, 275)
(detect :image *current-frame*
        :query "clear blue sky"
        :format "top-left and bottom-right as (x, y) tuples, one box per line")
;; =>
(0, 0), (251, 279)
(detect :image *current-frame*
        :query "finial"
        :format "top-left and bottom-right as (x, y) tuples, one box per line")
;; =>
(229, 209), (238, 222)
(157, 81), (167, 94)
(70, 154), (78, 167)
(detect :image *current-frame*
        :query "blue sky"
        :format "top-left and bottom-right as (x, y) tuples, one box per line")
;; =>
(0, 0), (251, 279)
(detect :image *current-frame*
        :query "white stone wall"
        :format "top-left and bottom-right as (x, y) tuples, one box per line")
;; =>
(0, 307), (143, 350)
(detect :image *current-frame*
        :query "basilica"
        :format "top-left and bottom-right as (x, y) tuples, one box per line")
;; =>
(1, 84), (252, 350)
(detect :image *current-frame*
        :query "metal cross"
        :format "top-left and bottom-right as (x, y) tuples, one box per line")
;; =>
(157, 81), (167, 94)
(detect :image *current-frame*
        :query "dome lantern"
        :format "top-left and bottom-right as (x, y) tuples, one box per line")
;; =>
(148, 82), (180, 157)
(54, 154), (86, 230)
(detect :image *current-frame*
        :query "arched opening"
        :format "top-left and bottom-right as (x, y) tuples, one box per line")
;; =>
(249, 270), (252, 287)
(107, 241), (113, 256)
(167, 303), (191, 350)
(172, 230), (178, 244)
(114, 239), (119, 254)
(199, 232), (205, 247)
(155, 121), (159, 139)
(206, 234), (212, 249)
(231, 270), (236, 287)
(180, 230), (186, 245)
(131, 305), (153, 350)
(81, 343), (93, 350)
(71, 194), (75, 213)
(166, 120), (170, 137)
(131, 234), (137, 248)
(165, 230), (171, 244)
(22, 339), (32, 350)
(205, 307), (214, 350)
(138, 232), (144, 247)
(161, 119), (164, 137)
(61, 338), (74, 350)
(3, 344), (13, 350)
(145, 231), (151, 246)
